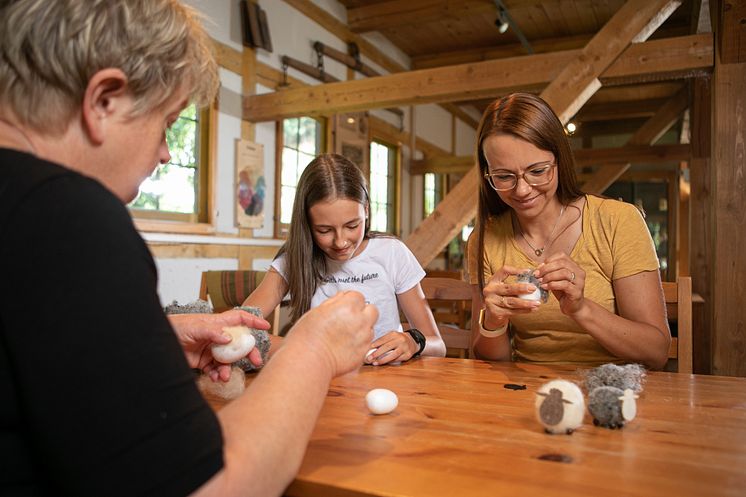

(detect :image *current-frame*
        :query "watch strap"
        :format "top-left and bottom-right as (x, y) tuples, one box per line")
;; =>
(405, 328), (426, 357)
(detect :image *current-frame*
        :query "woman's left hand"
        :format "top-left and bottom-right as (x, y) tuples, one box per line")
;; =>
(364, 330), (417, 365)
(168, 309), (270, 381)
(535, 251), (586, 316)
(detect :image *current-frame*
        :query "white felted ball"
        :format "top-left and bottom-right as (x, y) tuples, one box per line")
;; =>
(535, 379), (585, 434)
(519, 287), (543, 301)
(211, 326), (256, 364)
(365, 388), (398, 415)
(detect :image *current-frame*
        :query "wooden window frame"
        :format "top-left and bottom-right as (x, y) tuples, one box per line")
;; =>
(132, 101), (216, 234)
(273, 116), (326, 239)
(369, 138), (400, 236)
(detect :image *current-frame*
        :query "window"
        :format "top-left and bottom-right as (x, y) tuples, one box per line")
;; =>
(129, 103), (212, 224)
(605, 178), (672, 280)
(276, 116), (324, 237)
(423, 173), (443, 217)
(369, 141), (398, 234)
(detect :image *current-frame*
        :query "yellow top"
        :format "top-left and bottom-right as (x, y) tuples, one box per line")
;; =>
(467, 195), (660, 365)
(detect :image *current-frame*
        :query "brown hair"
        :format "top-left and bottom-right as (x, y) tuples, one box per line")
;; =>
(474, 93), (584, 290)
(278, 154), (372, 324)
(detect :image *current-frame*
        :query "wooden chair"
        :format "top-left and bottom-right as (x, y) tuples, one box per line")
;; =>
(662, 276), (693, 373)
(199, 270), (281, 335)
(420, 277), (474, 358)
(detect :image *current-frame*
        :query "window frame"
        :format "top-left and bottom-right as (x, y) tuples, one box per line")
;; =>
(423, 172), (445, 218)
(273, 116), (326, 239)
(131, 101), (216, 234)
(368, 138), (401, 235)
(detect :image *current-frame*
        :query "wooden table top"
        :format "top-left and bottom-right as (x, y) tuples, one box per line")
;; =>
(205, 357), (746, 497)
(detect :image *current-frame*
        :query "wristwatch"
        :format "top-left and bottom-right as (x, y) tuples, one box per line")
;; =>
(404, 328), (426, 357)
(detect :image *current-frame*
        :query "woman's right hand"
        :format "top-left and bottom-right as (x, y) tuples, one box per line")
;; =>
(287, 291), (378, 377)
(482, 265), (541, 328)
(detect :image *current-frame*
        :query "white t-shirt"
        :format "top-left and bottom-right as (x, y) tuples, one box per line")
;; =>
(271, 237), (425, 339)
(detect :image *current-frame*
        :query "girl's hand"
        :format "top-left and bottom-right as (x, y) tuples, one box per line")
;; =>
(482, 264), (541, 328)
(535, 252), (585, 316)
(365, 331), (416, 365)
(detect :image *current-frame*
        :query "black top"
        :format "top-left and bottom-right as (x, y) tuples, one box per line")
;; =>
(0, 149), (223, 496)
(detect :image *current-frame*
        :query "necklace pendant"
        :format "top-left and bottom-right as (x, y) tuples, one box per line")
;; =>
(534, 248), (544, 257)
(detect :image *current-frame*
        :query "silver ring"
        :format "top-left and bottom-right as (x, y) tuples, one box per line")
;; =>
(500, 296), (507, 307)
(570, 271), (576, 282)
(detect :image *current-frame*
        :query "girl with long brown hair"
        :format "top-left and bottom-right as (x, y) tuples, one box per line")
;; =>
(245, 153), (445, 364)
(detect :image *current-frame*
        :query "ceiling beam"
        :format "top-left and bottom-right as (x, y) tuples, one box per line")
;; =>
(244, 34), (711, 122)
(412, 34), (592, 70)
(574, 143), (691, 166)
(410, 144), (691, 175)
(403, 0), (683, 266)
(282, 0), (477, 128)
(582, 85), (690, 193)
(347, 0), (497, 33)
(576, 98), (667, 121)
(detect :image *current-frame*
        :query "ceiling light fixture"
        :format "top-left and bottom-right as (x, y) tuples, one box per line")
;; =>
(496, 7), (509, 34)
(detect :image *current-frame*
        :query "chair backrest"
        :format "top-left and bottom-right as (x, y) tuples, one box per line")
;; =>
(662, 276), (693, 373)
(199, 270), (280, 334)
(420, 277), (474, 358)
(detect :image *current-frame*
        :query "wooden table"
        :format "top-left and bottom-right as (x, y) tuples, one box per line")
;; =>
(206, 357), (746, 497)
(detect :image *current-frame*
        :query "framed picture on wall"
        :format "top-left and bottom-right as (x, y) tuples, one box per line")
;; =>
(240, 1), (272, 52)
(235, 139), (265, 228)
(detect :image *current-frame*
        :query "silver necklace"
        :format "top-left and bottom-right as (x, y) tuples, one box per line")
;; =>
(516, 205), (565, 257)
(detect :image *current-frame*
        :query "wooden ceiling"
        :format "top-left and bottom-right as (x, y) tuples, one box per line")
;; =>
(336, 0), (708, 141)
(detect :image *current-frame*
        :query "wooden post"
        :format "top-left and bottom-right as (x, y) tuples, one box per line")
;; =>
(711, 0), (746, 376)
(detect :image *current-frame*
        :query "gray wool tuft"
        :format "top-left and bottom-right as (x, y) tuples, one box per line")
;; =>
(588, 386), (626, 429)
(583, 363), (646, 393)
(232, 306), (270, 372)
(163, 299), (213, 315)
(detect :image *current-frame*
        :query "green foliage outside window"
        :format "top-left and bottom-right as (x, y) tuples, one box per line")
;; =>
(130, 104), (199, 214)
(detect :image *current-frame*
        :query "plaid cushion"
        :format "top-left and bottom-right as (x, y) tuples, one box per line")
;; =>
(204, 270), (267, 312)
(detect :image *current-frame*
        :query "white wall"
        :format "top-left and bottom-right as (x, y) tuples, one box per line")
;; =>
(150, 0), (476, 306)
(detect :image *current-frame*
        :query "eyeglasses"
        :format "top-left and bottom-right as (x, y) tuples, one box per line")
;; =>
(483, 162), (557, 191)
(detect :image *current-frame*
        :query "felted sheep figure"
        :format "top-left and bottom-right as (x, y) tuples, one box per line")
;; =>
(587, 386), (639, 429)
(535, 379), (585, 434)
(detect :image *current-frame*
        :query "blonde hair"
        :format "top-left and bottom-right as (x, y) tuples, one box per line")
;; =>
(0, 0), (219, 134)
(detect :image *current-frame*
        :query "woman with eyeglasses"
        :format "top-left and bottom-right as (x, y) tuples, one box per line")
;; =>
(467, 93), (671, 369)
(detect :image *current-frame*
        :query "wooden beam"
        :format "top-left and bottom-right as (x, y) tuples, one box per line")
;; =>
(573, 143), (691, 166)
(369, 116), (450, 158)
(347, 0), (497, 33)
(412, 34), (592, 70)
(711, 51), (746, 376)
(543, 0), (682, 124)
(411, 142), (691, 175)
(411, 155), (474, 175)
(244, 34), (711, 122)
(576, 98), (667, 122)
(282, 0), (405, 75)
(404, 0), (682, 266)
(582, 85), (690, 193)
(282, 0), (476, 128)
(716, 0), (746, 63)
